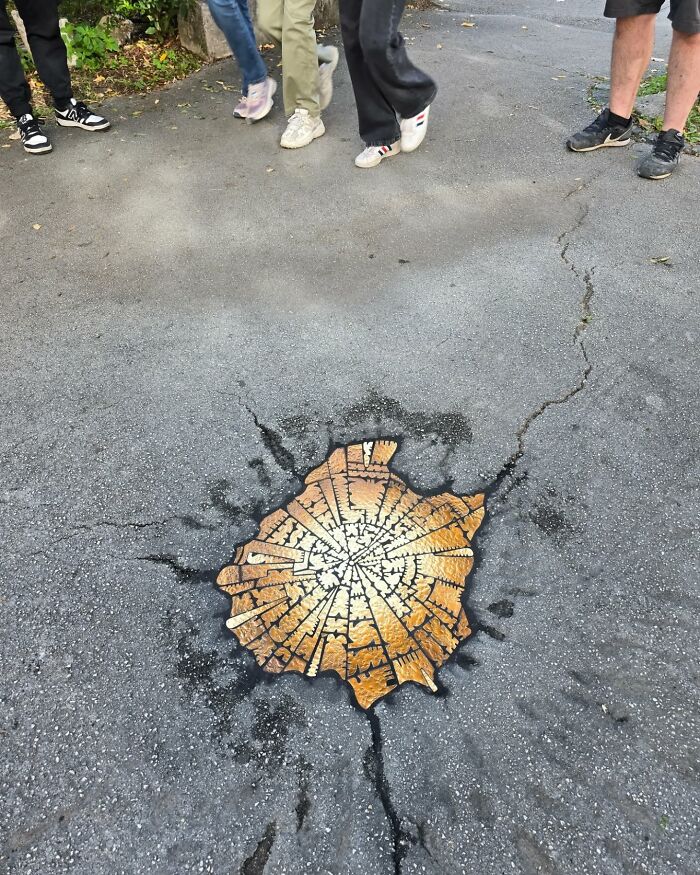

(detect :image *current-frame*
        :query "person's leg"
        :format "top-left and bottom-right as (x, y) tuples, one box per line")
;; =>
(663, 27), (700, 130)
(208, 0), (267, 95)
(608, 13), (657, 117)
(14, 0), (72, 109)
(0, 0), (33, 117)
(256, 0), (284, 48)
(340, 0), (400, 145)
(637, 5), (700, 178)
(358, 0), (436, 120)
(279, 0), (319, 116)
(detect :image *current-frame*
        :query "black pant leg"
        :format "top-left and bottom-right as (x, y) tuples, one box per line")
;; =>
(359, 0), (436, 120)
(340, 0), (400, 145)
(15, 0), (72, 107)
(0, 1), (32, 118)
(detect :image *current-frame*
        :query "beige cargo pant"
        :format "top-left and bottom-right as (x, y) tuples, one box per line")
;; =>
(256, 0), (321, 117)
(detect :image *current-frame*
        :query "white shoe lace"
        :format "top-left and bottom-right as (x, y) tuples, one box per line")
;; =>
(358, 146), (377, 161)
(287, 109), (310, 133)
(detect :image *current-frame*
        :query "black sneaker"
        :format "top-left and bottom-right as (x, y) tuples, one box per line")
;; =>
(637, 129), (685, 180)
(55, 98), (110, 131)
(567, 108), (632, 152)
(17, 114), (52, 154)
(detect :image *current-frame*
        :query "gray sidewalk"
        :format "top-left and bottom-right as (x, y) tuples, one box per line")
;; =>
(1, 2), (699, 873)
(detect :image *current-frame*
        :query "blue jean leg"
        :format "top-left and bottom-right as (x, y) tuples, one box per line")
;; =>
(207, 0), (267, 95)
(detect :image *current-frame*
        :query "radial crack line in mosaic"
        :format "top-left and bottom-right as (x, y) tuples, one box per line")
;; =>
(217, 440), (486, 708)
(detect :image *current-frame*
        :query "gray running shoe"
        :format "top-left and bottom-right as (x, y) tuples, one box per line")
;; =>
(637, 129), (685, 180)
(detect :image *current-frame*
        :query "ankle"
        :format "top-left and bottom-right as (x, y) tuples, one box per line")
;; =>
(608, 108), (632, 127)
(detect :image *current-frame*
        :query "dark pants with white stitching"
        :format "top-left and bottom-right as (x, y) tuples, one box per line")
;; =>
(0, 0), (72, 119)
(340, 0), (437, 145)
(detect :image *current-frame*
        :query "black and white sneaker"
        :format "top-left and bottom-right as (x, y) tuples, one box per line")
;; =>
(17, 114), (52, 154)
(567, 108), (632, 152)
(55, 98), (110, 131)
(637, 129), (685, 180)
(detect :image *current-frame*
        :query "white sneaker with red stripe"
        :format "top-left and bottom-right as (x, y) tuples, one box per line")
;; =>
(400, 104), (430, 153)
(354, 141), (400, 169)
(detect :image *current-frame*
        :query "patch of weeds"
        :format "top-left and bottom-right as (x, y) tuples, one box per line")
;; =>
(638, 72), (667, 96)
(0, 37), (203, 130)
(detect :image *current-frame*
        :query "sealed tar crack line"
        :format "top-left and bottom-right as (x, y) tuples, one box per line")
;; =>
(491, 186), (596, 508)
(364, 710), (414, 875)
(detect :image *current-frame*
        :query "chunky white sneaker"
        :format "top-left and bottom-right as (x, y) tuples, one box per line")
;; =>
(317, 45), (339, 111)
(17, 114), (52, 154)
(55, 98), (110, 131)
(246, 77), (276, 123)
(400, 104), (430, 153)
(280, 108), (325, 149)
(355, 141), (400, 169)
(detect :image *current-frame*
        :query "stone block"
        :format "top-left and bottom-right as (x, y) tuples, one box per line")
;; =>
(178, 1), (232, 60)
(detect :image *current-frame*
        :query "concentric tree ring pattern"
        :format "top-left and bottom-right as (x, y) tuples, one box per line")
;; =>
(217, 440), (485, 708)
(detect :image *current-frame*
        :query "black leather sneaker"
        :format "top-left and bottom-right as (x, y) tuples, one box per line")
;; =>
(637, 129), (685, 180)
(17, 113), (52, 154)
(567, 108), (633, 152)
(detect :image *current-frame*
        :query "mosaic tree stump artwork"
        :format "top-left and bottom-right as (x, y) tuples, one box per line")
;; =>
(217, 440), (485, 709)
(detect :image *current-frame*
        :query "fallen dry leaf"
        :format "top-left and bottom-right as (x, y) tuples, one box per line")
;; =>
(32, 224), (41, 230)
(461, 21), (476, 27)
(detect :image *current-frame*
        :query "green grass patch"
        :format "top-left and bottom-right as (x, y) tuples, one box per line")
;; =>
(0, 37), (203, 129)
(638, 72), (667, 96)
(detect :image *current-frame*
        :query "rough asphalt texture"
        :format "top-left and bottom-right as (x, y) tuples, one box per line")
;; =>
(1, 1), (699, 873)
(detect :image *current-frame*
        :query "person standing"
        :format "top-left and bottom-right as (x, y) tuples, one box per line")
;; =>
(567, 1), (700, 179)
(256, 0), (339, 148)
(340, 0), (437, 168)
(207, 0), (276, 121)
(0, 0), (109, 155)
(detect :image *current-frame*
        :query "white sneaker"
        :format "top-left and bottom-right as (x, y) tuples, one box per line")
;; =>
(400, 104), (431, 153)
(355, 141), (400, 169)
(280, 109), (325, 149)
(318, 45), (339, 111)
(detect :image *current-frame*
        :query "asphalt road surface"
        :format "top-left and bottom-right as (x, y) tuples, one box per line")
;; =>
(1, 1), (699, 873)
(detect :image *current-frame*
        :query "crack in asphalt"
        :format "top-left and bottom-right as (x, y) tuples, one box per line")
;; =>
(490, 191), (596, 508)
(15, 515), (215, 558)
(364, 710), (413, 875)
(241, 400), (304, 483)
(239, 821), (276, 875)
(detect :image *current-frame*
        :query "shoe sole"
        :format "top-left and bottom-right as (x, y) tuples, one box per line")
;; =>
(355, 148), (401, 169)
(55, 118), (110, 131)
(280, 121), (325, 149)
(23, 143), (53, 154)
(639, 170), (672, 180)
(567, 137), (631, 152)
